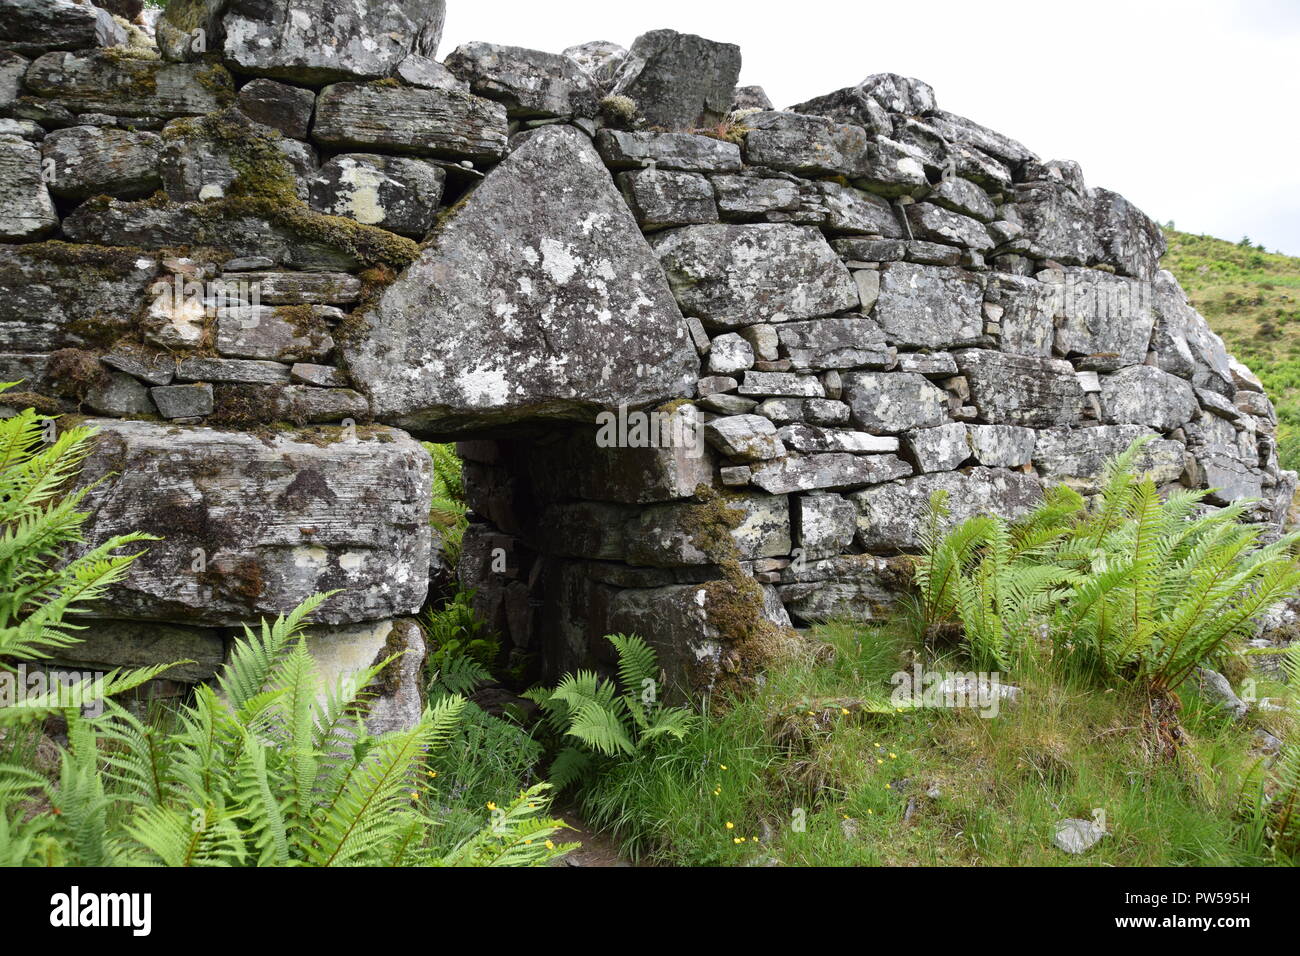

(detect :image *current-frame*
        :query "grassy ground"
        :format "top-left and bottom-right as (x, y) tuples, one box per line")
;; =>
(1162, 229), (1300, 468)
(560, 621), (1295, 867)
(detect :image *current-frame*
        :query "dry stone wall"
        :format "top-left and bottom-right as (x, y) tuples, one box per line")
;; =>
(0, 0), (1291, 711)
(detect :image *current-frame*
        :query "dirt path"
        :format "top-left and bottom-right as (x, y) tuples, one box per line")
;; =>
(552, 807), (636, 867)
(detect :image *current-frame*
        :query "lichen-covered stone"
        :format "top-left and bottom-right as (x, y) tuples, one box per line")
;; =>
(305, 616), (427, 734)
(742, 110), (868, 178)
(1149, 269), (1234, 396)
(214, 305), (335, 362)
(175, 357), (290, 384)
(777, 554), (910, 621)
(1100, 365), (1198, 433)
(1045, 267), (1155, 365)
(851, 468), (1041, 551)
(609, 29), (740, 129)
(954, 349), (1084, 427)
(41, 125), (162, 200)
(627, 493), (790, 566)
(819, 182), (904, 237)
(312, 82), (507, 162)
(986, 272), (1053, 357)
(342, 124), (696, 435)
(776, 425), (899, 454)
(1033, 425), (1185, 491)
(651, 223), (857, 329)
(703, 414), (785, 462)
(595, 129), (741, 172)
(873, 262), (983, 349)
(221, 0), (446, 83)
(0, 0), (124, 56)
(309, 153), (445, 238)
(235, 78), (316, 139)
(1092, 187), (1164, 279)
(159, 111), (316, 202)
(843, 371), (951, 433)
(967, 424), (1036, 467)
(75, 420), (432, 626)
(155, 0), (226, 63)
(795, 493), (857, 559)
(0, 244), (157, 350)
(904, 203), (993, 252)
(0, 139), (57, 240)
(906, 422), (971, 472)
(749, 453), (911, 494)
(617, 168), (718, 230)
(1010, 162), (1097, 265)
(25, 51), (233, 119)
(444, 41), (598, 119)
(86, 371), (155, 417)
(776, 318), (893, 372)
(151, 382), (213, 418)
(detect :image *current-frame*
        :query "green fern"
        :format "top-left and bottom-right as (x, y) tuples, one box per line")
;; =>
(528, 634), (697, 789)
(2, 594), (574, 867)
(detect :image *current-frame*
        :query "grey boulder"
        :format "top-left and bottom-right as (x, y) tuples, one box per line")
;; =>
(341, 124), (697, 435)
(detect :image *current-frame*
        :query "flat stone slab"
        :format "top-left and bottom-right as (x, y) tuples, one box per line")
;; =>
(24, 51), (233, 119)
(312, 82), (507, 162)
(74, 420), (432, 626)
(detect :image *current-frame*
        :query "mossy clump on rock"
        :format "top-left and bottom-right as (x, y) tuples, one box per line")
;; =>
(166, 108), (420, 270)
(687, 484), (805, 695)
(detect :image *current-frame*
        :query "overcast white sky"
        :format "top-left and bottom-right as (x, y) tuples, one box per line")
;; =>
(440, 0), (1300, 255)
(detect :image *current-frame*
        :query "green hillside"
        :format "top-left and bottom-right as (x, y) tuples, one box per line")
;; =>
(1162, 229), (1300, 468)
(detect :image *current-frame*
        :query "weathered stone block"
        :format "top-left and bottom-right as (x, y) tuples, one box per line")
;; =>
(341, 125), (696, 434)
(626, 493), (790, 566)
(873, 262), (984, 349)
(312, 83), (507, 162)
(309, 153), (446, 238)
(75, 421), (432, 626)
(41, 126), (162, 200)
(25, 52), (233, 119)
(1100, 365), (1198, 433)
(651, 223), (857, 329)
(609, 29), (740, 129)
(906, 422), (971, 472)
(0, 244), (157, 350)
(954, 349), (1084, 427)
(795, 493), (858, 559)
(0, 139), (56, 240)
(236, 78), (316, 139)
(1046, 268), (1156, 365)
(445, 41), (598, 118)
(617, 168), (718, 230)
(749, 453), (911, 494)
(742, 110), (869, 177)
(594, 129), (741, 172)
(851, 468), (1041, 551)
(842, 371), (951, 433)
(776, 318), (893, 372)
(221, 0), (446, 83)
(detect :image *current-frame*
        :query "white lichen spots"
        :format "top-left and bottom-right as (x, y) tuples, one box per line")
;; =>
(455, 365), (511, 407)
(292, 545), (329, 569)
(539, 237), (580, 285)
(336, 161), (387, 226)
